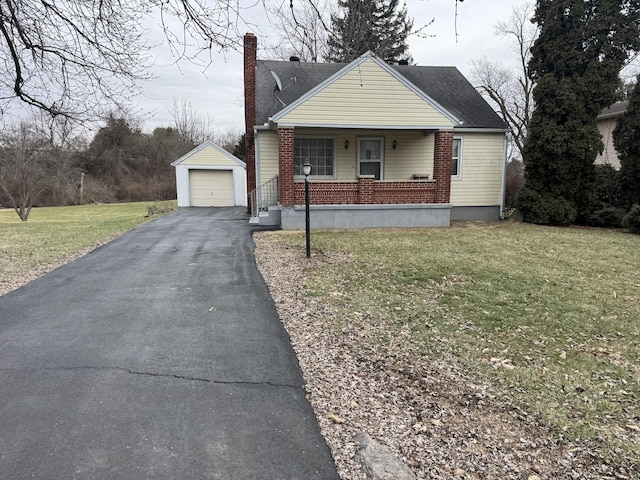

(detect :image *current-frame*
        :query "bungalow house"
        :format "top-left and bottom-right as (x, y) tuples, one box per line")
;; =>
(596, 101), (627, 170)
(243, 33), (509, 229)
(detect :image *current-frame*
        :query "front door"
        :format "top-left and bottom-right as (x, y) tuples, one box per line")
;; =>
(357, 138), (384, 180)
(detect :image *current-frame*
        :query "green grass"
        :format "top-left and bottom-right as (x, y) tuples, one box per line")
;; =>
(274, 222), (640, 464)
(0, 201), (176, 283)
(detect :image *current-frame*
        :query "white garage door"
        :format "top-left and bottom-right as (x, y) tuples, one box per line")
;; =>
(189, 170), (234, 207)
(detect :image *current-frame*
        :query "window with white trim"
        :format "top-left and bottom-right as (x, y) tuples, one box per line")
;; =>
(357, 137), (384, 180)
(294, 137), (335, 178)
(452, 138), (462, 178)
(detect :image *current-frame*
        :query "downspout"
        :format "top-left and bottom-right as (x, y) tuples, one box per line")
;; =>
(500, 132), (508, 218)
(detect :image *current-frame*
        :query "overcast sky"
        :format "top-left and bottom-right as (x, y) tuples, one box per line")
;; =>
(135, 0), (532, 134)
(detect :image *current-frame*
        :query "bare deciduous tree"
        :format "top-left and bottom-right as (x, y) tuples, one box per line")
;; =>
(0, 0), (244, 122)
(0, 122), (70, 221)
(264, 1), (333, 62)
(168, 97), (217, 145)
(212, 128), (243, 153)
(471, 2), (537, 160)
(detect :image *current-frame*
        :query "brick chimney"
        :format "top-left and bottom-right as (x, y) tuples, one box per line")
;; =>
(244, 32), (257, 202)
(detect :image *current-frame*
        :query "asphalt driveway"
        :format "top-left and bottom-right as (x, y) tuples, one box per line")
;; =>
(0, 207), (339, 479)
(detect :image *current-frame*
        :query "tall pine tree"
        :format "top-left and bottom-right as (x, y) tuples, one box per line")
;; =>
(613, 78), (640, 208)
(518, 0), (640, 224)
(327, 0), (413, 64)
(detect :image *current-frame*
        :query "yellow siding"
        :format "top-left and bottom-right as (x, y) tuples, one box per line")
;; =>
(596, 118), (621, 169)
(277, 59), (454, 128)
(383, 131), (434, 180)
(181, 145), (237, 166)
(257, 131), (280, 186)
(258, 128), (505, 202)
(450, 133), (505, 206)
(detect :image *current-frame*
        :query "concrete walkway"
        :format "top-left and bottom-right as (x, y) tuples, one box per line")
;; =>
(0, 208), (339, 479)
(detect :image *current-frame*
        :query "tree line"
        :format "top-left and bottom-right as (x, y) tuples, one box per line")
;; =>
(0, 112), (243, 221)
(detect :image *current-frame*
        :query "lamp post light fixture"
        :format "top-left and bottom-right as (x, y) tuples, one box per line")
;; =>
(303, 159), (311, 258)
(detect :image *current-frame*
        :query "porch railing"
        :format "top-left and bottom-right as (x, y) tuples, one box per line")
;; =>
(249, 176), (279, 218)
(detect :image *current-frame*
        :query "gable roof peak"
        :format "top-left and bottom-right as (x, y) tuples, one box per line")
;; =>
(254, 56), (508, 130)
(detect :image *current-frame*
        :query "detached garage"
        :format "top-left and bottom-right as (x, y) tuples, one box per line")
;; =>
(172, 141), (247, 207)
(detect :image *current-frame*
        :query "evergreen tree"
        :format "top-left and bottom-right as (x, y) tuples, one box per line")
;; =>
(613, 78), (640, 208)
(233, 134), (246, 161)
(327, 0), (413, 64)
(518, 0), (640, 224)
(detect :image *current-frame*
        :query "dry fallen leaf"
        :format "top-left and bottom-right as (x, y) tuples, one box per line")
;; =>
(327, 412), (346, 424)
(251, 233), (634, 480)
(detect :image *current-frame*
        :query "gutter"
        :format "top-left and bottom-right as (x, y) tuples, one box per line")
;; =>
(500, 132), (508, 217)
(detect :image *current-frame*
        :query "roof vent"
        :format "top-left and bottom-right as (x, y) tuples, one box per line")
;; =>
(289, 56), (300, 62)
(398, 59), (409, 66)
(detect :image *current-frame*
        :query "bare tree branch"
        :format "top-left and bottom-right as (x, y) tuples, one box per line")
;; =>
(0, 0), (247, 123)
(471, 2), (537, 160)
(168, 97), (217, 145)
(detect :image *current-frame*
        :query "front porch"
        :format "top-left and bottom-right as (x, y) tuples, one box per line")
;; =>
(249, 128), (455, 229)
(250, 176), (452, 229)
(283, 175), (450, 229)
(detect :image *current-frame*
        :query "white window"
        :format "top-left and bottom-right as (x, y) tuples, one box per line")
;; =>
(294, 137), (336, 178)
(357, 137), (384, 180)
(452, 138), (463, 179)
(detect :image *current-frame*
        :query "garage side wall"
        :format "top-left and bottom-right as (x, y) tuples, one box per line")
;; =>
(175, 165), (191, 207)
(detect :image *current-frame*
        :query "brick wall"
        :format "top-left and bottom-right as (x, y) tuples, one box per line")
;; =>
(433, 130), (453, 203)
(244, 33), (257, 201)
(371, 181), (437, 204)
(278, 128), (295, 205)
(288, 180), (436, 205)
(291, 182), (359, 205)
(357, 177), (374, 204)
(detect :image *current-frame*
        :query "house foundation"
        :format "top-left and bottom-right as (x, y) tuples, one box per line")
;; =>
(280, 203), (451, 230)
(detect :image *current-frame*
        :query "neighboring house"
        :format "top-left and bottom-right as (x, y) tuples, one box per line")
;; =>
(172, 141), (247, 207)
(596, 101), (627, 170)
(243, 33), (508, 229)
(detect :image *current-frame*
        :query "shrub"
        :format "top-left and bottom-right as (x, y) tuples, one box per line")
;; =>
(622, 204), (640, 233)
(517, 187), (577, 225)
(588, 207), (626, 228)
(594, 164), (623, 208)
(146, 203), (175, 217)
(504, 160), (525, 210)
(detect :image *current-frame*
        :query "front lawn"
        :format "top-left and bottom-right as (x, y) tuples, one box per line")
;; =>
(273, 222), (640, 465)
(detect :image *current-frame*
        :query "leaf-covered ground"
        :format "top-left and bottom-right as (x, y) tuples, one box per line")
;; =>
(254, 223), (639, 479)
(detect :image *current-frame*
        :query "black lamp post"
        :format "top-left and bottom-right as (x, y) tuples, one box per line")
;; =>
(303, 159), (311, 258)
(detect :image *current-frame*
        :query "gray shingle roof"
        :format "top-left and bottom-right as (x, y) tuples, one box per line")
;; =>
(255, 58), (507, 130)
(597, 101), (628, 120)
